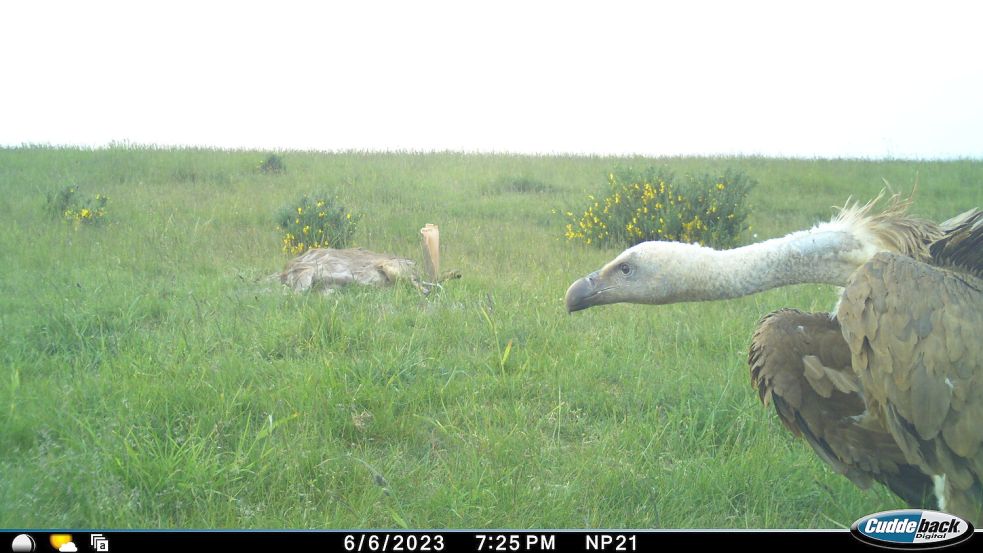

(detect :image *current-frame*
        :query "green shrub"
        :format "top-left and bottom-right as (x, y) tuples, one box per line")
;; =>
(45, 185), (109, 226)
(561, 167), (754, 248)
(277, 194), (360, 255)
(259, 153), (286, 174)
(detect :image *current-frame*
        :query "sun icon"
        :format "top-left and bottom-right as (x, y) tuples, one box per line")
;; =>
(49, 535), (76, 552)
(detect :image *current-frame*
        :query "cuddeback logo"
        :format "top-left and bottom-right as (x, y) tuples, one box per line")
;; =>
(851, 509), (974, 549)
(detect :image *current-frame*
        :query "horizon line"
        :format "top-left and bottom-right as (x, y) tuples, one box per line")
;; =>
(2, 140), (981, 162)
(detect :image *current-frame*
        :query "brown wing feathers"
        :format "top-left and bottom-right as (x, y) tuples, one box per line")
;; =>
(931, 208), (983, 277)
(749, 308), (937, 507)
(838, 251), (983, 522)
(748, 201), (982, 521)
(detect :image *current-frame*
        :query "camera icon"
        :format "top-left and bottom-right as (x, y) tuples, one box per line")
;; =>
(89, 534), (109, 552)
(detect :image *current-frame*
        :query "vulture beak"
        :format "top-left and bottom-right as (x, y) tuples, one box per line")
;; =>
(565, 271), (603, 313)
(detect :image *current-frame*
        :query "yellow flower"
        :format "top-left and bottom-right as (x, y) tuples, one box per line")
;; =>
(297, 207), (303, 214)
(303, 225), (310, 235)
(716, 183), (726, 191)
(80, 208), (91, 218)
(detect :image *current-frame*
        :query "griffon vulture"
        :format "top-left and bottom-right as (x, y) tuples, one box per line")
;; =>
(565, 195), (983, 523)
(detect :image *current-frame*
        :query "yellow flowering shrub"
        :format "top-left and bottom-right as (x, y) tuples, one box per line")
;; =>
(561, 167), (754, 248)
(46, 185), (108, 226)
(277, 194), (360, 255)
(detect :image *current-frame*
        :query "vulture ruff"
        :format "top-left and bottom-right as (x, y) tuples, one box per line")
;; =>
(565, 194), (983, 524)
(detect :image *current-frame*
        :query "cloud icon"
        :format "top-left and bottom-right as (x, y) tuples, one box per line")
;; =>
(59, 542), (78, 553)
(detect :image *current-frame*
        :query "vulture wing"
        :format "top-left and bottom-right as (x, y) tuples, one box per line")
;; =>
(931, 208), (983, 276)
(837, 237), (983, 521)
(750, 309), (937, 507)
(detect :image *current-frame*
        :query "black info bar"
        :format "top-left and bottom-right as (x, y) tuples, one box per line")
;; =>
(3, 529), (981, 552)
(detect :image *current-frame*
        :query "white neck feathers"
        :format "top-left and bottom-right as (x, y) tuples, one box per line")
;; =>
(645, 221), (878, 303)
(616, 195), (941, 306)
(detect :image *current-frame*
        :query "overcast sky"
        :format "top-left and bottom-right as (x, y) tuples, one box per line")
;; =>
(2, 0), (981, 158)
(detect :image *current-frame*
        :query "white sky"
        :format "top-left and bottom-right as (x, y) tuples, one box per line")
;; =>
(2, 0), (982, 158)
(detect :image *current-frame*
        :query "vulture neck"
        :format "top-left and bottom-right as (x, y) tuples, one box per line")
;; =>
(687, 225), (870, 301)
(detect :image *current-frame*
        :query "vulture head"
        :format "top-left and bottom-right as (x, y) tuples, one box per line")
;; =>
(565, 241), (708, 312)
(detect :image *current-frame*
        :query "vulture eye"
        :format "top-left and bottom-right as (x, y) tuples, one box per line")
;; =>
(619, 263), (632, 275)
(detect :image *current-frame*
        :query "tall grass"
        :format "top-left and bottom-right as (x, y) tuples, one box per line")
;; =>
(0, 146), (980, 528)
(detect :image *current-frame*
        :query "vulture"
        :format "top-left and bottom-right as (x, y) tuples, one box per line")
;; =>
(564, 194), (983, 524)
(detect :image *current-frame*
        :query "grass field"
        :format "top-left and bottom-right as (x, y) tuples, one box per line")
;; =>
(1, 147), (981, 529)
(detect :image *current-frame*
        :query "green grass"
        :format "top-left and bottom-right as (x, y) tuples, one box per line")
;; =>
(1, 146), (981, 528)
